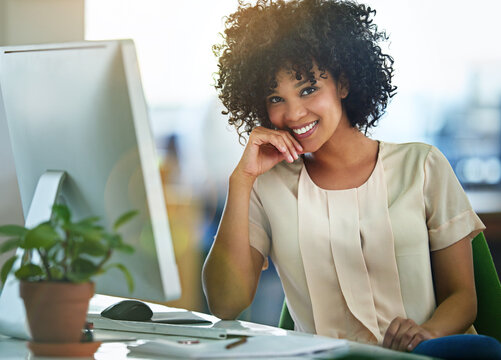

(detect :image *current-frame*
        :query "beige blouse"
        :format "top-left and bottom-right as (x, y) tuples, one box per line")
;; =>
(248, 141), (485, 345)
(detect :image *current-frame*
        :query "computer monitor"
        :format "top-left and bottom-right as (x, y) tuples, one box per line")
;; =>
(0, 40), (181, 338)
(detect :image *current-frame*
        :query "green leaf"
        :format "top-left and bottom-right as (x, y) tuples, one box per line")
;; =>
(67, 257), (97, 282)
(71, 257), (98, 275)
(1, 256), (17, 283)
(52, 204), (70, 223)
(23, 224), (60, 250)
(0, 225), (28, 237)
(78, 216), (101, 226)
(14, 263), (44, 280)
(117, 243), (134, 254)
(113, 210), (139, 231)
(76, 239), (108, 257)
(49, 267), (64, 280)
(0, 238), (22, 253)
(64, 223), (103, 242)
(103, 233), (120, 248)
(82, 229), (105, 242)
(103, 263), (134, 293)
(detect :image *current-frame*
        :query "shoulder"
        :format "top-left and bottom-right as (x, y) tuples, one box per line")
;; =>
(381, 141), (453, 170)
(380, 141), (433, 161)
(380, 141), (438, 171)
(378, 142), (438, 198)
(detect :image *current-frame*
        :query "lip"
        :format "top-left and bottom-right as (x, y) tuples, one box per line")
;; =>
(291, 120), (318, 140)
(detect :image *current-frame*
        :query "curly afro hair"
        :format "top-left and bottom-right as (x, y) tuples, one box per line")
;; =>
(213, 0), (396, 141)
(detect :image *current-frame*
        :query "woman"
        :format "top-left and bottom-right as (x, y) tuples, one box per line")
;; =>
(202, 0), (497, 356)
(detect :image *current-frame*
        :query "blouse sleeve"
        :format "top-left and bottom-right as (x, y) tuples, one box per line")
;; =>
(249, 179), (272, 258)
(424, 146), (485, 251)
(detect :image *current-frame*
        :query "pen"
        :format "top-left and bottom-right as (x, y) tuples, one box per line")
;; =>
(225, 337), (247, 349)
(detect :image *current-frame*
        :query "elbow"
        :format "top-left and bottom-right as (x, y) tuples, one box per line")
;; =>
(202, 261), (255, 320)
(204, 281), (253, 320)
(202, 277), (253, 320)
(202, 255), (259, 319)
(207, 301), (249, 320)
(204, 289), (252, 320)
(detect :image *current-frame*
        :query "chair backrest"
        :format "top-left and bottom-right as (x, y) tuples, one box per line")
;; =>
(472, 232), (501, 341)
(279, 232), (501, 341)
(279, 300), (294, 330)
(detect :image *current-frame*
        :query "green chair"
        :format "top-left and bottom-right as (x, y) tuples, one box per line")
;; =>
(472, 232), (501, 341)
(278, 232), (501, 342)
(279, 299), (294, 331)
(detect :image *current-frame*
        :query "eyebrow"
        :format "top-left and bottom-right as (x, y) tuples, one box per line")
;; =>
(267, 78), (313, 97)
(295, 79), (310, 88)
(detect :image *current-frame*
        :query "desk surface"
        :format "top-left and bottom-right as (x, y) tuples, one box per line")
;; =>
(0, 294), (432, 360)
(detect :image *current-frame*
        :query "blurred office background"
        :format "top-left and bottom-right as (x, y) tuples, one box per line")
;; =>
(1, 0), (500, 327)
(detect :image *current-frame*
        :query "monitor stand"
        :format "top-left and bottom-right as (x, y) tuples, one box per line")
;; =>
(0, 170), (66, 339)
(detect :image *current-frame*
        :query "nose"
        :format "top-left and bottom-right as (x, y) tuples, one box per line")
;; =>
(284, 100), (307, 123)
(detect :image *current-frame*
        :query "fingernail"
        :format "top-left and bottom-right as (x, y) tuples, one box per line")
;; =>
(293, 151), (298, 159)
(288, 155), (294, 162)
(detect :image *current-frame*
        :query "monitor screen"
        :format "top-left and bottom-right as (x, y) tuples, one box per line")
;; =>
(0, 40), (181, 337)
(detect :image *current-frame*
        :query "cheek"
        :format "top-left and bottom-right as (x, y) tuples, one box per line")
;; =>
(267, 107), (282, 128)
(313, 95), (342, 114)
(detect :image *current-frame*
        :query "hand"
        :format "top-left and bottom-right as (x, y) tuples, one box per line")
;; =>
(383, 317), (435, 352)
(235, 126), (303, 179)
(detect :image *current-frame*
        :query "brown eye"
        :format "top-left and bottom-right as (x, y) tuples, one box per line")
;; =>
(268, 96), (283, 104)
(300, 87), (317, 96)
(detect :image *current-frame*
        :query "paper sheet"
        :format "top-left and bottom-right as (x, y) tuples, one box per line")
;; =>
(127, 334), (348, 358)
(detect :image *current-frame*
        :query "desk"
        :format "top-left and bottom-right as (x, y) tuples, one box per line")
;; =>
(0, 295), (432, 360)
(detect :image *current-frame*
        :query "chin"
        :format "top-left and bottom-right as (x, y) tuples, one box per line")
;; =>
(301, 143), (320, 154)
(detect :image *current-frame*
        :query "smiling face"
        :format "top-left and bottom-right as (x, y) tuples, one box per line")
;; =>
(265, 67), (350, 153)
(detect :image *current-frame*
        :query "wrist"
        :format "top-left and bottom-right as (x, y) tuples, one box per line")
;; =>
(229, 169), (256, 189)
(420, 322), (442, 339)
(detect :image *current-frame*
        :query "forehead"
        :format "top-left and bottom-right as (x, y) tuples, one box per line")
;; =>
(273, 71), (310, 90)
(272, 66), (329, 88)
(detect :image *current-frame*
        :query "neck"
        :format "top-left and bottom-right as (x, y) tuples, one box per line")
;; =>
(305, 122), (377, 172)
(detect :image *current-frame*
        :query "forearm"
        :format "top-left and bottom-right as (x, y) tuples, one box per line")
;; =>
(423, 237), (477, 338)
(383, 289), (477, 351)
(202, 171), (261, 319)
(421, 290), (477, 338)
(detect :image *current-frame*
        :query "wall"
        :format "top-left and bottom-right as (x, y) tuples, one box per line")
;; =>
(0, 0), (85, 286)
(0, 0), (84, 46)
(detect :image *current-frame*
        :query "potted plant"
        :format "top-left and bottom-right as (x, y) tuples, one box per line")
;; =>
(0, 204), (137, 344)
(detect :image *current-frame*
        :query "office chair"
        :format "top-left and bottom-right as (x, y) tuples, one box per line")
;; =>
(471, 232), (501, 341)
(278, 232), (501, 342)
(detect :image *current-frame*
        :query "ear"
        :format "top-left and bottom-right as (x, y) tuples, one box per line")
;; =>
(337, 73), (349, 99)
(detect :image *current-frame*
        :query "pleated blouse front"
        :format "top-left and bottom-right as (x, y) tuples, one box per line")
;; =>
(248, 142), (485, 344)
(297, 150), (406, 344)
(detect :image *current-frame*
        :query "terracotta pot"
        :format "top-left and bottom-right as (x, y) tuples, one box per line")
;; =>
(20, 281), (94, 343)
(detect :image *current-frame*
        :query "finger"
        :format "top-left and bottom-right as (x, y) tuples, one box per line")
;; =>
(250, 130), (287, 153)
(277, 131), (300, 160)
(265, 133), (295, 163)
(407, 332), (426, 352)
(383, 318), (402, 349)
(285, 131), (304, 153)
(392, 319), (415, 351)
(258, 126), (303, 155)
(397, 323), (420, 352)
(253, 128), (297, 162)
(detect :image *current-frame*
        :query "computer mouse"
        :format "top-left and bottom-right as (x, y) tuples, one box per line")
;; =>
(100, 300), (153, 321)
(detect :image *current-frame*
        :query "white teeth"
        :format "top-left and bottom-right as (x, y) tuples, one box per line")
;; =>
(292, 121), (318, 135)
